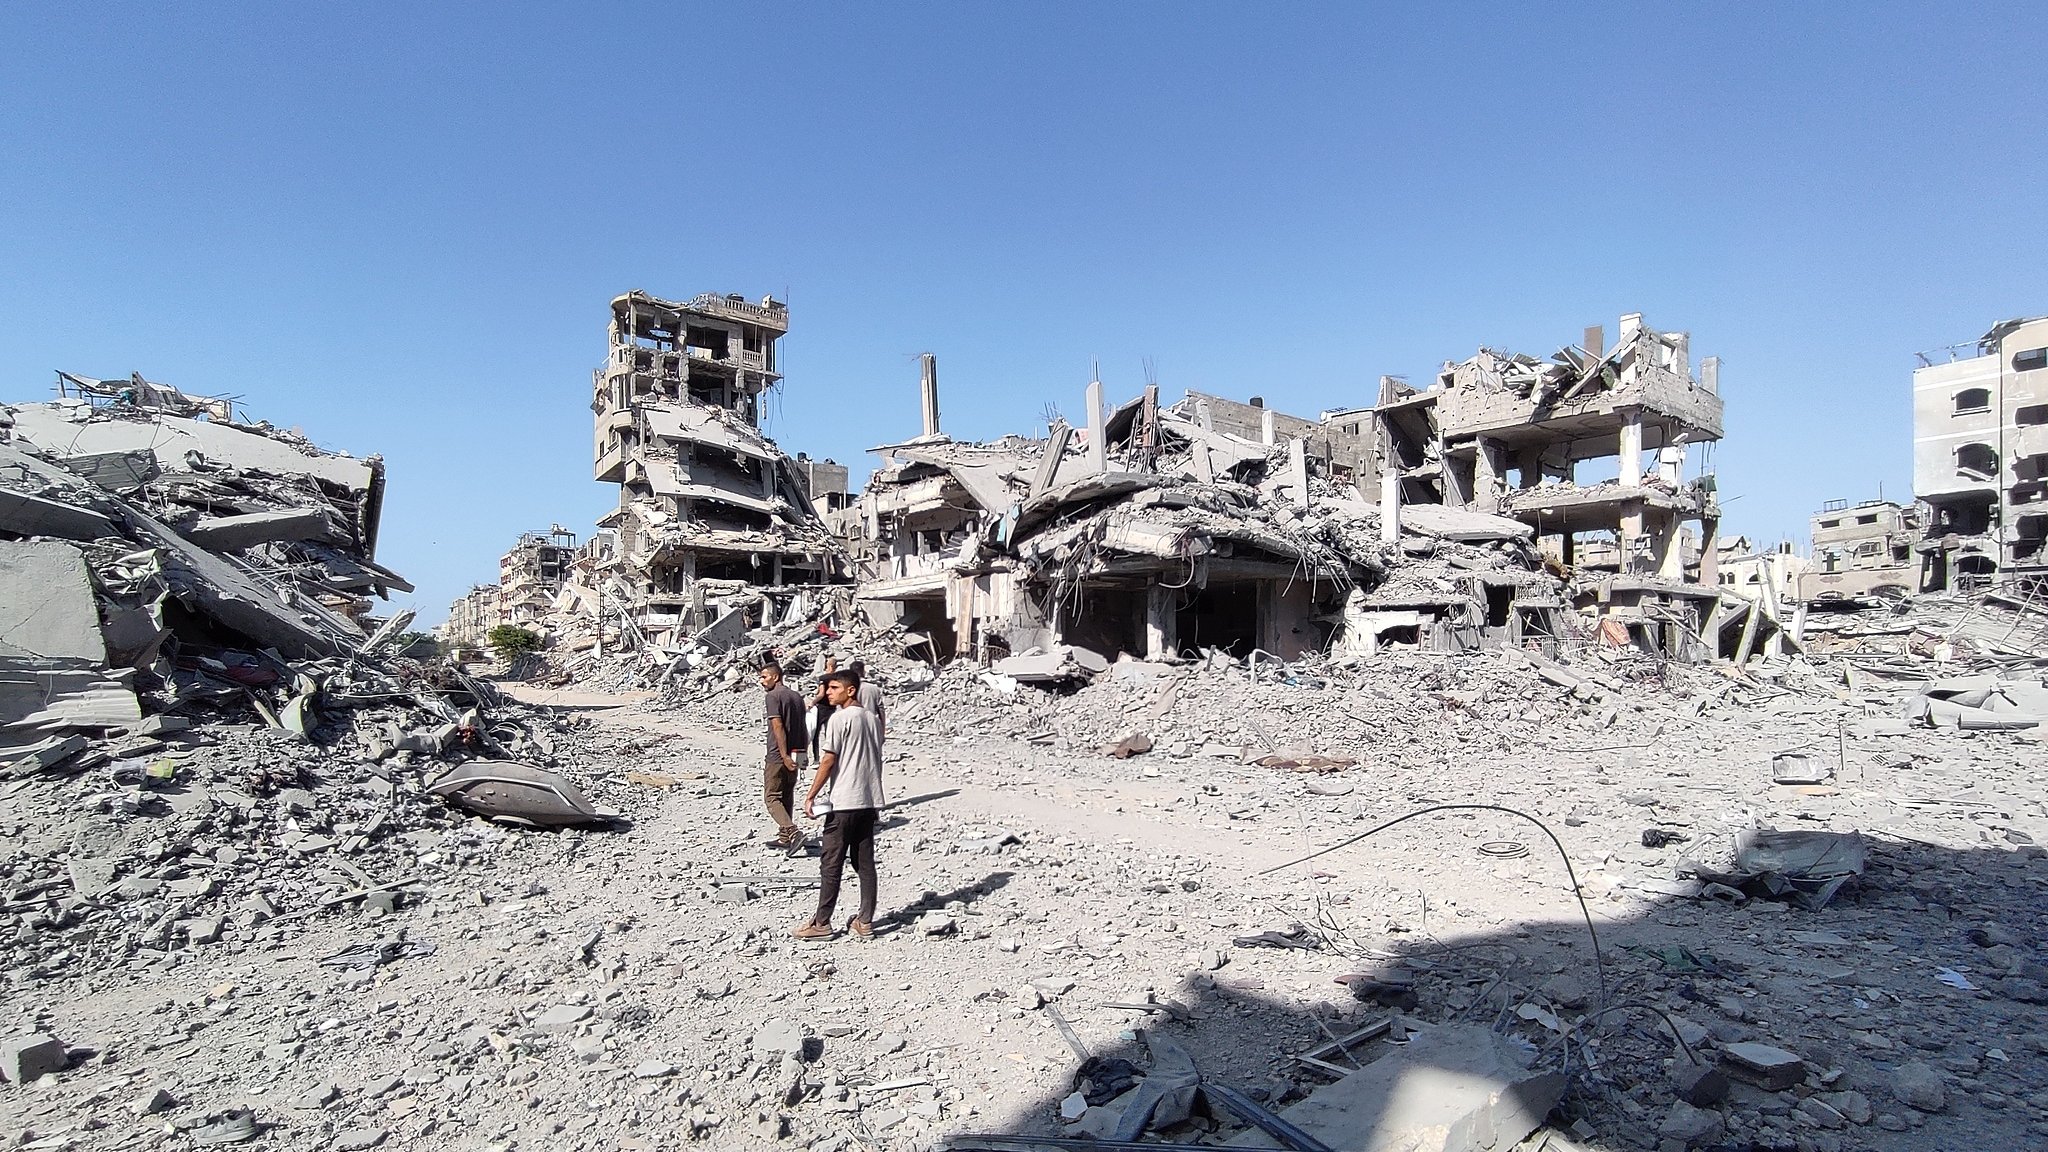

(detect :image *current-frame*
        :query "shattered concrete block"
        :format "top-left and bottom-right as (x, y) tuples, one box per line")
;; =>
(0, 1034), (67, 1084)
(1718, 1041), (1805, 1091)
(1891, 1061), (1946, 1112)
(752, 1018), (804, 1057)
(1658, 1100), (1726, 1146)
(1229, 1024), (1565, 1152)
(1671, 1056), (1729, 1106)
(184, 508), (334, 551)
(532, 1005), (592, 1034)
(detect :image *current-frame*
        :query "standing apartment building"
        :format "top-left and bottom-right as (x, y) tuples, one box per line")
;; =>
(1913, 315), (2048, 591)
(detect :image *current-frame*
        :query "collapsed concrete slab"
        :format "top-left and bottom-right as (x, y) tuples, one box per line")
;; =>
(0, 540), (139, 734)
(0, 540), (108, 665)
(1231, 1024), (1566, 1152)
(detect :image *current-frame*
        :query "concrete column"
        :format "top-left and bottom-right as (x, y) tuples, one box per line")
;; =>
(1620, 499), (1644, 576)
(919, 353), (940, 437)
(1085, 379), (1107, 475)
(1145, 584), (1177, 661)
(1699, 516), (1720, 587)
(1260, 409), (1276, 446)
(1288, 438), (1310, 509)
(1618, 410), (1643, 488)
(1380, 466), (1401, 543)
(1472, 436), (1505, 510)
(1656, 512), (1685, 580)
(1658, 442), (1685, 486)
(1561, 532), (1575, 567)
(1517, 447), (1543, 490)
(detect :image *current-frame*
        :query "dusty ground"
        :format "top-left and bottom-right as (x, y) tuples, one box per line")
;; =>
(5, 653), (2048, 1152)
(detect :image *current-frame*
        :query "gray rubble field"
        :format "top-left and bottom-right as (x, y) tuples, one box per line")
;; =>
(6, 617), (2048, 1151)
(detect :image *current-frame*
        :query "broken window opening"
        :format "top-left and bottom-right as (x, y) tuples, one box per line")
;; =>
(1953, 387), (1992, 414)
(2014, 347), (2048, 373)
(1955, 443), (1998, 480)
(1175, 580), (1261, 657)
(684, 326), (730, 360)
(1483, 584), (1514, 629)
(2018, 405), (2048, 427)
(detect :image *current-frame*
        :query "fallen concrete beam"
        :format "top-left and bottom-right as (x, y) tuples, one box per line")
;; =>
(120, 508), (365, 659)
(0, 489), (119, 542)
(184, 508), (335, 551)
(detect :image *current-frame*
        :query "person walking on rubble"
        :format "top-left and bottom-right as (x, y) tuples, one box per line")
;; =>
(848, 659), (886, 743)
(759, 661), (809, 856)
(793, 669), (885, 940)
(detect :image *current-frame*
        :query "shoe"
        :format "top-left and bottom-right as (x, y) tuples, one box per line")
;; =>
(785, 837), (808, 859)
(791, 919), (835, 941)
(847, 919), (873, 938)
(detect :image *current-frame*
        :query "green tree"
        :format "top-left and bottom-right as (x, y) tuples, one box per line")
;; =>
(487, 625), (543, 661)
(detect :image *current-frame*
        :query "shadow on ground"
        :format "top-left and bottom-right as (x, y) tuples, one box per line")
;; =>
(915, 832), (2048, 1152)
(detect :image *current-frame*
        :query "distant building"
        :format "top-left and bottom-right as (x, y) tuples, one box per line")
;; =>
(497, 527), (578, 630)
(1714, 536), (1806, 605)
(439, 585), (498, 650)
(1799, 498), (1915, 602)
(1912, 315), (2048, 590)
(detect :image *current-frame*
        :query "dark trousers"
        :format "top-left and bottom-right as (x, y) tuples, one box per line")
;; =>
(764, 753), (801, 838)
(814, 808), (878, 925)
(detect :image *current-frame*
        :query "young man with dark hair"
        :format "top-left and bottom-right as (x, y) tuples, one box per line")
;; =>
(759, 660), (809, 855)
(793, 669), (885, 940)
(847, 659), (886, 743)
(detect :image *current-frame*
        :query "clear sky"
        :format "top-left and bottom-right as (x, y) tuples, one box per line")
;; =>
(3, 3), (2042, 624)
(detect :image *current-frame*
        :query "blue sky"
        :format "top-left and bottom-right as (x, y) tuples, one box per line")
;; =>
(2, 3), (2042, 623)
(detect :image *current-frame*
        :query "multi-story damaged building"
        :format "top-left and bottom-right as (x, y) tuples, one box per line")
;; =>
(439, 585), (498, 651)
(1912, 315), (2048, 591)
(1361, 313), (1729, 653)
(496, 527), (577, 631)
(839, 358), (1573, 666)
(1799, 499), (1915, 602)
(589, 291), (846, 647)
(838, 313), (1746, 667)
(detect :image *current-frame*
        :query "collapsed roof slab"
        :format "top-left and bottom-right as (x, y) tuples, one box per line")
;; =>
(1505, 483), (1706, 535)
(8, 403), (378, 492)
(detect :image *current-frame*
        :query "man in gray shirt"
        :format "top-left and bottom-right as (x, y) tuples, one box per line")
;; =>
(794, 670), (886, 940)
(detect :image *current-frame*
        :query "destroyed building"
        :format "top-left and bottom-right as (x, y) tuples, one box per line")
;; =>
(835, 356), (1562, 668)
(828, 313), (1755, 669)
(439, 584), (498, 651)
(495, 526), (578, 631)
(1800, 498), (1915, 602)
(1912, 314), (2048, 592)
(1363, 313), (1728, 656)
(588, 291), (846, 648)
(1, 371), (412, 739)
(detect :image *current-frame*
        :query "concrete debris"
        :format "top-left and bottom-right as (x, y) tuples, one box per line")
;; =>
(424, 760), (617, 828)
(1906, 674), (2048, 729)
(0, 1033), (67, 1083)
(1687, 828), (1868, 910)
(1233, 1024), (1566, 1152)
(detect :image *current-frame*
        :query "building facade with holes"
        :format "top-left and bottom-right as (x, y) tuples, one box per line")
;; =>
(1912, 315), (2048, 591)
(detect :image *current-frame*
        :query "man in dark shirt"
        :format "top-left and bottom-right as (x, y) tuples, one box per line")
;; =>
(760, 661), (809, 854)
